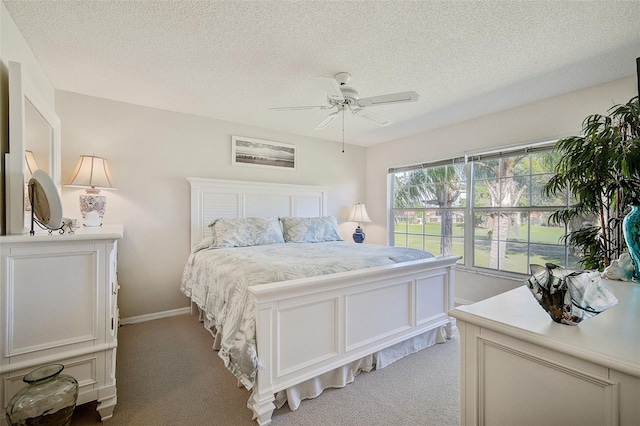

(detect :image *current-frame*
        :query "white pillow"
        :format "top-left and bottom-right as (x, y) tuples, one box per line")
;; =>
(280, 216), (342, 243)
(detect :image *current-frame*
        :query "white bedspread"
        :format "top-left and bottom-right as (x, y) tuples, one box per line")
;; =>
(180, 241), (433, 389)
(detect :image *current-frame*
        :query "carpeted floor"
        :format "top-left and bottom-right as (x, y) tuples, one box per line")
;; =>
(71, 314), (459, 425)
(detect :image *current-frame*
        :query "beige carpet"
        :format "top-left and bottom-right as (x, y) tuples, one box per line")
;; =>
(71, 314), (459, 425)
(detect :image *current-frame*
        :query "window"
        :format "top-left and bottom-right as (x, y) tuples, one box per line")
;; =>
(392, 164), (467, 262)
(390, 145), (581, 275)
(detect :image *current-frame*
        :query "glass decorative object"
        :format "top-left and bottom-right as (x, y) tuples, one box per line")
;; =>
(6, 364), (78, 426)
(526, 263), (619, 325)
(623, 205), (640, 282)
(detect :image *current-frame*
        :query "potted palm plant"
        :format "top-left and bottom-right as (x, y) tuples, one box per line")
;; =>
(543, 96), (640, 273)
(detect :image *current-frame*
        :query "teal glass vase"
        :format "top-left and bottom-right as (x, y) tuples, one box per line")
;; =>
(623, 205), (640, 282)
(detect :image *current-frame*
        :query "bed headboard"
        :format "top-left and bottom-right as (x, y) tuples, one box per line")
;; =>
(187, 177), (329, 247)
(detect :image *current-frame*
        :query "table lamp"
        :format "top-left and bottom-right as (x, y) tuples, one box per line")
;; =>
(347, 203), (371, 243)
(66, 155), (116, 226)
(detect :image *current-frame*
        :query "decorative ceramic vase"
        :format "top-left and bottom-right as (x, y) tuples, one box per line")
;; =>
(352, 225), (365, 243)
(6, 364), (78, 426)
(79, 190), (106, 227)
(623, 205), (640, 282)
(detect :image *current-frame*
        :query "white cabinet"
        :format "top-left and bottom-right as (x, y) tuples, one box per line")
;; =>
(450, 280), (640, 426)
(0, 225), (123, 424)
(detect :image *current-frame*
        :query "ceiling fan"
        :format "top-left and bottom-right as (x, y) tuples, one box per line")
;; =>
(272, 72), (419, 130)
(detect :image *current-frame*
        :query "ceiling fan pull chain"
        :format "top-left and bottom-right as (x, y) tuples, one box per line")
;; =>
(341, 110), (345, 153)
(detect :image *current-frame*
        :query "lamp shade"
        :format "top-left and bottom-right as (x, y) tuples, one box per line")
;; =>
(24, 150), (39, 178)
(347, 203), (371, 224)
(66, 155), (116, 190)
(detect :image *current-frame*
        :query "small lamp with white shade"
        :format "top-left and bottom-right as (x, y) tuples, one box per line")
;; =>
(347, 203), (371, 243)
(66, 155), (116, 226)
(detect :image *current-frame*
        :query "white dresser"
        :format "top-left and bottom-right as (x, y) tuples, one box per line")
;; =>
(0, 225), (123, 424)
(450, 279), (640, 426)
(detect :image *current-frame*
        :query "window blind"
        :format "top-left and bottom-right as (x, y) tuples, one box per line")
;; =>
(388, 141), (556, 174)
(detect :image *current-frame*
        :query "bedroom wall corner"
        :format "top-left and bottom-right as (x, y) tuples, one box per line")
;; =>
(55, 90), (367, 319)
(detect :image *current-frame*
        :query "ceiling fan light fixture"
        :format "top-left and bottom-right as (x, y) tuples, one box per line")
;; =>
(333, 72), (352, 86)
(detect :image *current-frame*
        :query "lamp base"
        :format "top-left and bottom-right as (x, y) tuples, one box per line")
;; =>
(83, 211), (102, 227)
(80, 194), (106, 227)
(352, 226), (365, 244)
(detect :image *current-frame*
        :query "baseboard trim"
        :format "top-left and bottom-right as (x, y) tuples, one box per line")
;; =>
(120, 307), (191, 325)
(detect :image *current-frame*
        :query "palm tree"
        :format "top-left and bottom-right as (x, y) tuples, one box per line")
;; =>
(422, 166), (463, 256)
(394, 171), (426, 209)
(394, 167), (464, 256)
(474, 156), (527, 269)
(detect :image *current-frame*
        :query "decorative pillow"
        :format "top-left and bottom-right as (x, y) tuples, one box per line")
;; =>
(211, 217), (285, 247)
(280, 216), (342, 243)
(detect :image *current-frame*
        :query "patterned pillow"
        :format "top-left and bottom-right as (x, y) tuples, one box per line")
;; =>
(210, 217), (285, 247)
(281, 216), (342, 243)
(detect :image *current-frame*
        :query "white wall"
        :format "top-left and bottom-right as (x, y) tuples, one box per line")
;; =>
(55, 91), (367, 319)
(0, 3), (55, 234)
(366, 76), (638, 303)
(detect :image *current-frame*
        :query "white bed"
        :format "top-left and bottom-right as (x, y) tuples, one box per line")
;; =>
(183, 177), (460, 425)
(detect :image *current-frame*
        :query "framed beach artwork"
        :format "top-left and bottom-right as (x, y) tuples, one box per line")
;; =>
(232, 136), (296, 170)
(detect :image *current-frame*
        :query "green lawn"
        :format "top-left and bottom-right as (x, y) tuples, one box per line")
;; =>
(394, 222), (577, 273)
(394, 222), (564, 243)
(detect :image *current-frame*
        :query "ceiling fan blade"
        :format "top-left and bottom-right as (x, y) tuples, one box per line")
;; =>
(357, 91), (419, 107)
(271, 105), (329, 111)
(314, 111), (339, 130)
(315, 76), (345, 102)
(353, 108), (393, 126)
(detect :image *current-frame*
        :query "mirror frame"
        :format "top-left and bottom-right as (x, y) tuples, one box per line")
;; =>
(6, 61), (61, 234)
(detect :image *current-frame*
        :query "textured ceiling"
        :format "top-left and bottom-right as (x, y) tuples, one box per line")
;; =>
(4, 1), (640, 147)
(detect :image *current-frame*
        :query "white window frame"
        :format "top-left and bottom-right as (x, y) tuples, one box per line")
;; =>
(388, 141), (574, 278)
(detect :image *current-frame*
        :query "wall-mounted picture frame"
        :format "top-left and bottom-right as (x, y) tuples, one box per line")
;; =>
(232, 136), (296, 170)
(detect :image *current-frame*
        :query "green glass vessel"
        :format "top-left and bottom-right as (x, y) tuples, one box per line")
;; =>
(6, 364), (78, 426)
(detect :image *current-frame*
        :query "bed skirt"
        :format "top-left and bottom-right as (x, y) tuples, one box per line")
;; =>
(199, 308), (448, 412)
(272, 326), (447, 411)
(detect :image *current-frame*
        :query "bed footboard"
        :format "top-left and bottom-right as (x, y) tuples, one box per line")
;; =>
(248, 254), (459, 425)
